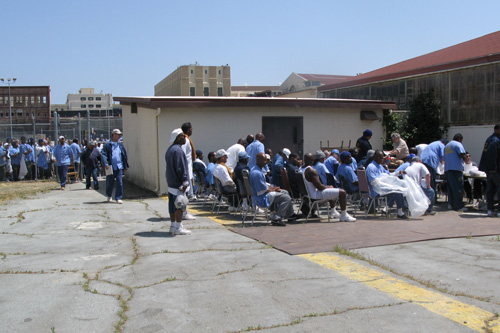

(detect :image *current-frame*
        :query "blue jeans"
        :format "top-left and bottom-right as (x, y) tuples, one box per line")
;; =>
(384, 192), (406, 208)
(85, 167), (98, 189)
(446, 170), (464, 210)
(421, 186), (435, 212)
(106, 169), (123, 200)
(57, 165), (69, 188)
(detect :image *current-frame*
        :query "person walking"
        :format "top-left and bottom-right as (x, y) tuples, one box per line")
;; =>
(102, 129), (129, 204)
(52, 136), (74, 190)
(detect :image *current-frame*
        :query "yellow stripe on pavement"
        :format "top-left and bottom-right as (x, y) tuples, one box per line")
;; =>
(299, 252), (500, 332)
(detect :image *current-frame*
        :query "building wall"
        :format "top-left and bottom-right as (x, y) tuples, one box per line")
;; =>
(320, 62), (500, 126)
(155, 65), (231, 97)
(0, 86), (51, 123)
(122, 104), (384, 194)
(448, 125), (496, 163)
(66, 89), (113, 112)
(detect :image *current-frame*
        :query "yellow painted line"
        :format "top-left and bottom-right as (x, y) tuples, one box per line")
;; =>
(299, 252), (500, 332)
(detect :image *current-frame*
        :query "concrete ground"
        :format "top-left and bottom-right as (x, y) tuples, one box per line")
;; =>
(1, 180), (500, 333)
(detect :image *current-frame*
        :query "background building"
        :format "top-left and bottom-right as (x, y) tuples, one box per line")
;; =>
(318, 30), (500, 161)
(231, 85), (280, 97)
(0, 86), (51, 124)
(155, 64), (231, 97)
(278, 73), (354, 98)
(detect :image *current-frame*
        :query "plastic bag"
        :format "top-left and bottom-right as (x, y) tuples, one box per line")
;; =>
(174, 192), (189, 211)
(371, 174), (430, 218)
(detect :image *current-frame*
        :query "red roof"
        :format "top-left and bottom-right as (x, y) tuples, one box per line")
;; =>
(296, 73), (354, 85)
(319, 30), (500, 91)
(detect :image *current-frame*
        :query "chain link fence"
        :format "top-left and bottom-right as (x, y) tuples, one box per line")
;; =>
(0, 116), (122, 143)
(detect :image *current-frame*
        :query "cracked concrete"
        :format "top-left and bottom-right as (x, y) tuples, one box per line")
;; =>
(1, 180), (499, 332)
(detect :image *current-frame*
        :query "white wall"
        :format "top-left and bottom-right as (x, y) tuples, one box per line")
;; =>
(448, 125), (496, 163)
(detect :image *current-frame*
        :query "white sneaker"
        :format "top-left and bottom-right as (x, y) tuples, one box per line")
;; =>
(169, 226), (176, 235)
(255, 207), (265, 214)
(339, 213), (356, 222)
(107, 197), (112, 202)
(329, 208), (341, 219)
(182, 213), (196, 220)
(488, 210), (494, 217)
(116, 199), (123, 204)
(174, 227), (191, 235)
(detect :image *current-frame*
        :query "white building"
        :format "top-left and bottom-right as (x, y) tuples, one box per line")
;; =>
(66, 88), (114, 113)
(114, 96), (395, 195)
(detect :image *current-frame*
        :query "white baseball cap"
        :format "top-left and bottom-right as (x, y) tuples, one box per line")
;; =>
(169, 128), (184, 143)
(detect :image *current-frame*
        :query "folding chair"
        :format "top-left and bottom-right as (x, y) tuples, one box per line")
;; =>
(338, 174), (359, 208)
(356, 169), (389, 218)
(280, 168), (293, 198)
(212, 178), (238, 216)
(242, 170), (269, 225)
(297, 171), (331, 222)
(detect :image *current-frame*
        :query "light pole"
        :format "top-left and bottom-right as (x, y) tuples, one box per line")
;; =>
(0, 77), (17, 139)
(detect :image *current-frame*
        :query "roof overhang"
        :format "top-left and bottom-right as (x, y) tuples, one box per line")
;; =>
(114, 96), (396, 110)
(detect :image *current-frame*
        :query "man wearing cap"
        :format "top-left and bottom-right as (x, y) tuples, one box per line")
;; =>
(356, 129), (373, 162)
(313, 150), (333, 185)
(102, 129), (129, 203)
(165, 128), (191, 235)
(250, 152), (299, 226)
(9, 139), (21, 181)
(234, 150), (251, 210)
(303, 153), (356, 222)
(226, 138), (247, 171)
(337, 151), (359, 194)
(284, 152), (301, 199)
(81, 140), (101, 190)
(213, 149), (239, 212)
(271, 148), (290, 187)
(421, 138), (447, 199)
(392, 154), (416, 175)
(324, 149), (340, 176)
(52, 136), (74, 190)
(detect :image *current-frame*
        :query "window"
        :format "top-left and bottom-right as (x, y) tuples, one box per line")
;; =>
(37, 96), (41, 104)
(80, 97), (86, 101)
(131, 103), (137, 113)
(190, 69), (194, 74)
(25, 96), (29, 106)
(203, 87), (209, 96)
(31, 96), (35, 104)
(218, 87), (223, 96)
(81, 104), (86, 108)
(88, 104), (94, 108)
(96, 104), (101, 108)
(96, 97), (101, 101)
(88, 97), (94, 101)
(204, 70), (207, 74)
(218, 70), (221, 75)
(190, 87), (195, 96)
(43, 96), (47, 104)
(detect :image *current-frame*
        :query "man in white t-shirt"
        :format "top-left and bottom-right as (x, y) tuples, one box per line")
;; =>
(226, 138), (246, 171)
(404, 156), (435, 215)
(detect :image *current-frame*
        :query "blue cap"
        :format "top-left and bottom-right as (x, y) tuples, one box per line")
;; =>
(195, 149), (203, 157)
(331, 149), (340, 155)
(363, 129), (373, 137)
(340, 151), (351, 162)
(238, 151), (249, 159)
(440, 138), (448, 144)
(407, 153), (416, 161)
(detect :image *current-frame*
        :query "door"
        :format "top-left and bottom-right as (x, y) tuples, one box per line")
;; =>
(262, 117), (303, 158)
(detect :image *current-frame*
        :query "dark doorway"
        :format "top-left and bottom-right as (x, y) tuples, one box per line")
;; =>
(262, 117), (303, 158)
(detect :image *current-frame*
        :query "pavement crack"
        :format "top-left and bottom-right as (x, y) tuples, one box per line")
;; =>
(217, 264), (258, 276)
(151, 246), (270, 255)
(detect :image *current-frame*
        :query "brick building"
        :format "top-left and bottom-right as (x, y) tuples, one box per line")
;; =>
(0, 86), (51, 124)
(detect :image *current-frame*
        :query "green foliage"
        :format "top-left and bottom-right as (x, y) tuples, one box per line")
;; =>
(404, 89), (447, 147)
(382, 110), (407, 150)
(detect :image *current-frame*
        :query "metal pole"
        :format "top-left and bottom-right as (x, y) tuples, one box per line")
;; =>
(78, 113), (82, 141)
(8, 81), (12, 139)
(33, 115), (37, 180)
(107, 109), (110, 139)
(87, 110), (91, 141)
(54, 112), (59, 140)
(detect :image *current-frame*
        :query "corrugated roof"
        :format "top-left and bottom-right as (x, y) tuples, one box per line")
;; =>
(319, 30), (500, 91)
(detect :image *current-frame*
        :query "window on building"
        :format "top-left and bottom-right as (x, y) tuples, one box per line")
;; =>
(25, 96), (29, 106)
(43, 96), (47, 104)
(81, 104), (86, 108)
(96, 104), (101, 108)
(31, 96), (35, 104)
(190, 87), (195, 96)
(203, 87), (209, 96)
(0, 97), (3, 104)
(218, 70), (221, 75)
(81, 97), (86, 101)
(37, 96), (41, 104)
(204, 70), (207, 74)
(131, 103), (137, 113)
(89, 97), (94, 101)
(190, 69), (194, 74)
(218, 87), (223, 96)
(96, 97), (101, 101)
(89, 105), (94, 108)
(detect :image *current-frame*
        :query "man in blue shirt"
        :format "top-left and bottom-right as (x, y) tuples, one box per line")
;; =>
(102, 129), (129, 204)
(313, 150), (332, 185)
(0, 142), (8, 181)
(324, 149), (340, 176)
(421, 138), (447, 199)
(70, 138), (82, 178)
(366, 150), (408, 219)
(52, 136), (74, 190)
(271, 148), (290, 187)
(9, 140), (21, 181)
(246, 133), (265, 169)
(478, 125), (500, 217)
(205, 151), (216, 187)
(19, 137), (35, 179)
(337, 151), (359, 194)
(443, 133), (467, 211)
(249, 152), (297, 226)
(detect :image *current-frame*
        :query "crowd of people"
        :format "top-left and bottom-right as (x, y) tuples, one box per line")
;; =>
(165, 123), (500, 235)
(0, 130), (128, 204)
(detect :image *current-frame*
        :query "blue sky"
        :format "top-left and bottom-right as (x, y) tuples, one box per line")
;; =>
(1, 0), (499, 103)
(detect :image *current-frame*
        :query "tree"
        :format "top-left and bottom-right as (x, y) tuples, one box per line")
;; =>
(403, 89), (446, 147)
